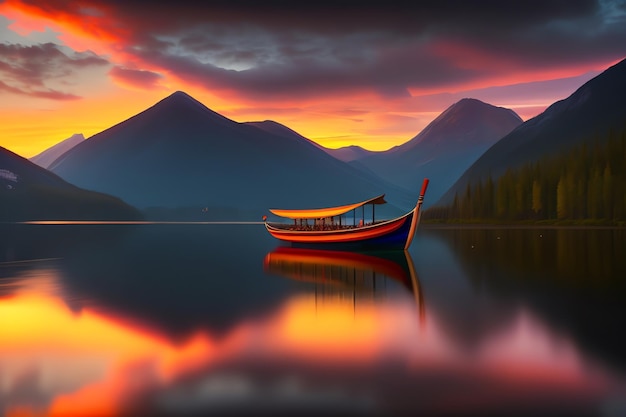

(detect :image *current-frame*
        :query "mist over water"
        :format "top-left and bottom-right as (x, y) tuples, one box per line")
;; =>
(1, 224), (625, 416)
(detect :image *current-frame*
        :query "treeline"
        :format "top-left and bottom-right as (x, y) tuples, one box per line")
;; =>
(425, 129), (626, 223)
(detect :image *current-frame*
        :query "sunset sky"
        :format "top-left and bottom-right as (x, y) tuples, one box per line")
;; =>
(1, 0), (625, 157)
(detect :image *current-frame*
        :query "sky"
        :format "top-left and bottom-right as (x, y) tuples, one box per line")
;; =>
(1, 0), (625, 157)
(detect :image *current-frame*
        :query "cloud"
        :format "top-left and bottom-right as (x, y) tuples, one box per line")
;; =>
(109, 66), (163, 90)
(0, 79), (81, 100)
(3, 0), (626, 102)
(117, 1), (626, 100)
(0, 42), (108, 100)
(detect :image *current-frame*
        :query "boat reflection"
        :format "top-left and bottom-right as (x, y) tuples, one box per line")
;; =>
(263, 247), (425, 324)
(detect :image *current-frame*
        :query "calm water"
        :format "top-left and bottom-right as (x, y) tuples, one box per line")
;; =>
(1, 223), (626, 416)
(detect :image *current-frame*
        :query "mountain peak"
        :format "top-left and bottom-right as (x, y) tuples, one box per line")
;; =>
(444, 98), (523, 123)
(437, 57), (626, 206)
(397, 98), (522, 151)
(145, 90), (235, 126)
(361, 98), (523, 205)
(48, 91), (392, 215)
(168, 90), (197, 101)
(454, 97), (485, 106)
(30, 133), (86, 169)
(160, 90), (208, 108)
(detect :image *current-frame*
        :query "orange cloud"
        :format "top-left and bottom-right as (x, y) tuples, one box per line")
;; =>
(0, 0), (123, 53)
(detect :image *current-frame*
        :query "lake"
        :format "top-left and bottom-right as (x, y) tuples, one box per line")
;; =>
(1, 223), (625, 416)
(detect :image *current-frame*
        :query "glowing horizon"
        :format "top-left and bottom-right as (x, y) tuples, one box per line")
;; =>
(1, 1), (624, 157)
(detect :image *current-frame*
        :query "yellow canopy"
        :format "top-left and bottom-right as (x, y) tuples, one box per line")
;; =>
(269, 195), (386, 220)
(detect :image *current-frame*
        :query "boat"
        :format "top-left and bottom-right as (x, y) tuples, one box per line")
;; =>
(264, 178), (429, 250)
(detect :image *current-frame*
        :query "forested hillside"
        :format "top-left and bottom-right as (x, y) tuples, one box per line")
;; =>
(425, 128), (626, 224)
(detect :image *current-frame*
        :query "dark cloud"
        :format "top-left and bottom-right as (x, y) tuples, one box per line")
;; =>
(116, 0), (625, 98)
(9, 1), (626, 99)
(105, 0), (600, 34)
(0, 42), (108, 99)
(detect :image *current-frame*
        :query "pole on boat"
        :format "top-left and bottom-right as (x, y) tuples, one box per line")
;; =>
(417, 178), (430, 208)
(404, 177), (430, 251)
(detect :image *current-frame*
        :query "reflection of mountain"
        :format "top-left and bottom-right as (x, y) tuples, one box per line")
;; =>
(431, 227), (626, 373)
(53, 224), (298, 341)
(264, 247), (424, 320)
(0, 224), (133, 265)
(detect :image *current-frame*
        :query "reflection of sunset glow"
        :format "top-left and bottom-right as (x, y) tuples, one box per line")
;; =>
(0, 272), (622, 415)
(477, 309), (605, 388)
(0, 275), (220, 416)
(272, 296), (381, 360)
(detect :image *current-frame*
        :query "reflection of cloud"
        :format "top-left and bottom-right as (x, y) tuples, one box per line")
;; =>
(157, 372), (377, 415)
(478, 309), (582, 371)
(0, 366), (51, 414)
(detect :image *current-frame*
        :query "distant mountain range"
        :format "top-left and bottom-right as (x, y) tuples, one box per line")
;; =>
(49, 92), (407, 220)
(247, 99), (522, 208)
(325, 145), (375, 162)
(30, 133), (85, 169)
(353, 98), (522, 205)
(0, 145), (141, 221)
(439, 57), (626, 205)
(245, 119), (414, 208)
(21, 57), (625, 221)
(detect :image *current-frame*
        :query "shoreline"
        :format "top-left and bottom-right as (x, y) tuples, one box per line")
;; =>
(421, 223), (626, 230)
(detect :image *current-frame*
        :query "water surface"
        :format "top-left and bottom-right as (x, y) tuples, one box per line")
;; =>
(1, 224), (625, 416)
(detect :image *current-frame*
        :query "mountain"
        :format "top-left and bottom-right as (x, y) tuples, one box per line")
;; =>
(50, 92), (409, 220)
(30, 133), (85, 169)
(246, 119), (414, 207)
(438, 58), (626, 205)
(246, 120), (374, 162)
(246, 119), (317, 147)
(325, 145), (374, 162)
(357, 98), (523, 206)
(0, 145), (141, 221)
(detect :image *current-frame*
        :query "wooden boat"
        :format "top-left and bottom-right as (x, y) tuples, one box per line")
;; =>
(264, 178), (429, 250)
